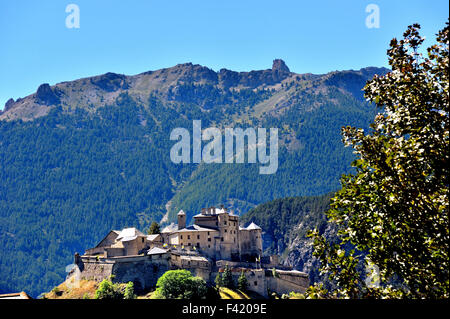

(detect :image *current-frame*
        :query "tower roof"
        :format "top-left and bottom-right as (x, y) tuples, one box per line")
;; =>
(246, 222), (262, 230)
(177, 210), (186, 216)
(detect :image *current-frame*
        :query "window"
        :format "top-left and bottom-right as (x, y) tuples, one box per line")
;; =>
(196, 243), (200, 248)
(224, 221), (227, 225)
(142, 238), (145, 243)
(197, 235), (200, 239)
(221, 237), (224, 242)
(224, 229), (227, 233)
(180, 235), (183, 239)
(254, 281), (258, 286)
(208, 238), (211, 242)
(188, 235), (190, 240)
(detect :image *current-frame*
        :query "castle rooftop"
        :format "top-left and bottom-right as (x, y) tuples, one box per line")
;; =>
(240, 222), (262, 231)
(177, 224), (218, 232)
(147, 247), (169, 255)
(116, 227), (146, 242)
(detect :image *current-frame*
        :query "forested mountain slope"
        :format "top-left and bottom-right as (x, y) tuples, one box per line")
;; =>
(0, 60), (387, 296)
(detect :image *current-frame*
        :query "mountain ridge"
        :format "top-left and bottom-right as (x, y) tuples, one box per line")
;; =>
(0, 59), (389, 122)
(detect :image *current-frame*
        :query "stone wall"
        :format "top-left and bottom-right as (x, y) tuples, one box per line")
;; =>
(77, 256), (115, 282)
(77, 254), (170, 292)
(266, 270), (309, 295)
(212, 267), (267, 297)
(111, 255), (170, 292)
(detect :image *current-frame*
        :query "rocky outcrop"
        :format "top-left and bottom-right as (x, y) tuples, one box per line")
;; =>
(3, 98), (15, 112)
(35, 83), (60, 105)
(178, 63), (218, 84)
(218, 59), (292, 88)
(271, 59), (291, 82)
(283, 223), (337, 285)
(90, 72), (129, 92)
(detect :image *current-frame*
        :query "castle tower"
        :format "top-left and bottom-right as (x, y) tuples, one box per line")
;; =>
(177, 210), (186, 230)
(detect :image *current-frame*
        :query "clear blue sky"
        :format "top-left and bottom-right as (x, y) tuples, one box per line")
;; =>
(0, 0), (448, 110)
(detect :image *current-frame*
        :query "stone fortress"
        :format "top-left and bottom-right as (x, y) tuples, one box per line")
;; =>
(72, 206), (308, 297)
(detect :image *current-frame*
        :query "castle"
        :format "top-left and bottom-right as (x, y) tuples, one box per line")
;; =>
(73, 206), (308, 297)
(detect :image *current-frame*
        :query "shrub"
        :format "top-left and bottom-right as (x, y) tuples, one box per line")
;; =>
(94, 279), (123, 299)
(155, 270), (208, 299)
(123, 282), (136, 299)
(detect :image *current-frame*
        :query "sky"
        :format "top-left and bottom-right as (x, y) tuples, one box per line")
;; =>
(0, 0), (448, 110)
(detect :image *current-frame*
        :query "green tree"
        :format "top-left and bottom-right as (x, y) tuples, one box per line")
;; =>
(214, 273), (223, 288)
(148, 221), (161, 235)
(155, 270), (207, 299)
(123, 281), (136, 299)
(221, 265), (234, 289)
(237, 270), (248, 291)
(309, 22), (449, 298)
(186, 276), (208, 299)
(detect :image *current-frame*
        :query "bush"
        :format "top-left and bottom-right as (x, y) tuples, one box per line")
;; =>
(155, 270), (208, 299)
(123, 282), (136, 299)
(186, 277), (208, 299)
(94, 279), (123, 299)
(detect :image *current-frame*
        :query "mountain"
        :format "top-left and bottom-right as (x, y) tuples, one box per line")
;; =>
(0, 60), (388, 297)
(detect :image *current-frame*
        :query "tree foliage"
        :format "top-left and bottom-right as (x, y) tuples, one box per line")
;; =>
(94, 279), (124, 299)
(238, 270), (249, 291)
(123, 281), (136, 299)
(148, 221), (161, 235)
(309, 22), (449, 298)
(155, 270), (207, 299)
(214, 273), (223, 288)
(221, 265), (234, 289)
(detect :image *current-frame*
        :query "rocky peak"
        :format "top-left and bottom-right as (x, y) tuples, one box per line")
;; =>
(4, 98), (15, 112)
(90, 73), (128, 92)
(272, 59), (290, 74)
(35, 83), (60, 105)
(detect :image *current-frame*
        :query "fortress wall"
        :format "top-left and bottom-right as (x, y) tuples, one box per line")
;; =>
(276, 271), (309, 287)
(77, 254), (171, 292)
(78, 258), (115, 282)
(266, 271), (309, 295)
(183, 267), (211, 282)
(105, 247), (125, 257)
(267, 276), (307, 295)
(76, 252), (307, 297)
(111, 256), (170, 292)
(212, 268), (267, 297)
(241, 269), (267, 297)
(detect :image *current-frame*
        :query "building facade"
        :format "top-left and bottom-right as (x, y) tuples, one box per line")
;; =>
(160, 206), (262, 261)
